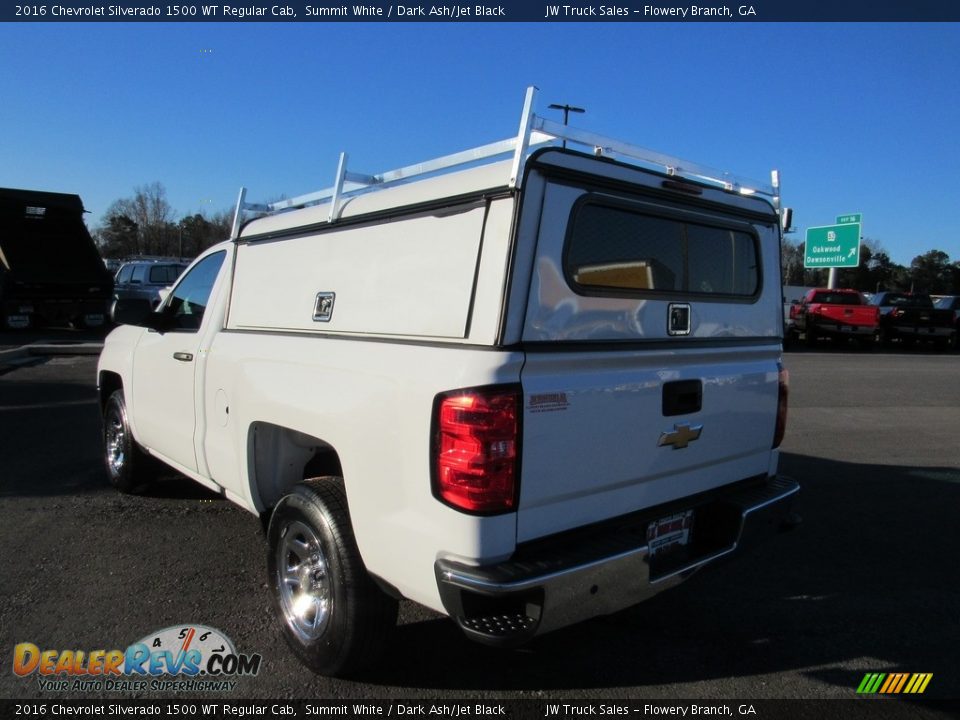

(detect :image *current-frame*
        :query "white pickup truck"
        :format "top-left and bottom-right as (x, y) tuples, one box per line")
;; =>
(98, 87), (798, 677)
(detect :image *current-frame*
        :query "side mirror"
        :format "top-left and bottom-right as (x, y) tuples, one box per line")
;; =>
(111, 297), (156, 328)
(781, 207), (793, 234)
(157, 287), (171, 305)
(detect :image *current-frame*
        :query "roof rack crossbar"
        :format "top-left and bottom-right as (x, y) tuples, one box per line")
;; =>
(531, 116), (774, 196)
(231, 86), (780, 237)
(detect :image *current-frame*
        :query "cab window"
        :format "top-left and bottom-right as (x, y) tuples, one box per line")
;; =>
(164, 252), (226, 331)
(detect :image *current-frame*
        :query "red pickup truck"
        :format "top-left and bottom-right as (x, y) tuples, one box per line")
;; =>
(789, 288), (879, 348)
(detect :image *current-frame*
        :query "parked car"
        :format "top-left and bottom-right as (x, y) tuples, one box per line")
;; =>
(788, 288), (878, 348)
(869, 291), (955, 349)
(933, 295), (960, 349)
(113, 260), (189, 308)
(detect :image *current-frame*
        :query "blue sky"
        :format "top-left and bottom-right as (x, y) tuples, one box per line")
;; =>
(1, 22), (958, 265)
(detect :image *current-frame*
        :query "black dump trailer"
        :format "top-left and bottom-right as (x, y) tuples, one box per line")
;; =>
(0, 188), (114, 329)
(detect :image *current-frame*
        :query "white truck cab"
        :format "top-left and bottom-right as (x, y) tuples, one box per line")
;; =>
(99, 87), (797, 677)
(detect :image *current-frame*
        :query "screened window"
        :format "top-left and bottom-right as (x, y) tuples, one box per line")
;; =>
(566, 203), (759, 297)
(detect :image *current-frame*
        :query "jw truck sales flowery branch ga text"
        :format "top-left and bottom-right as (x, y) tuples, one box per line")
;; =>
(545, 5), (756, 17)
(543, 706), (756, 717)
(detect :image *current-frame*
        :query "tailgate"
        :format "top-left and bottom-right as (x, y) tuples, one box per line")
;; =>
(511, 158), (784, 543)
(517, 345), (780, 542)
(819, 305), (878, 327)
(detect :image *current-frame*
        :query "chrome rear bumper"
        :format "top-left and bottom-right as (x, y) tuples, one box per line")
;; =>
(435, 475), (799, 646)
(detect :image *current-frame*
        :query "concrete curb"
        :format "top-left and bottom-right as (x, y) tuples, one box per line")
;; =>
(27, 343), (104, 356)
(0, 342), (103, 370)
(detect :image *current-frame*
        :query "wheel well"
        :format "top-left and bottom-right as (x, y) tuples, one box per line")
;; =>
(248, 422), (343, 517)
(98, 371), (123, 413)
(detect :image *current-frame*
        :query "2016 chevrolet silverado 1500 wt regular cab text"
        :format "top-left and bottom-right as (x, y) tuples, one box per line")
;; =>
(98, 87), (799, 677)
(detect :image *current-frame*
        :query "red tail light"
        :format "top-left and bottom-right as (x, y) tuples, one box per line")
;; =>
(773, 364), (789, 449)
(432, 386), (521, 514)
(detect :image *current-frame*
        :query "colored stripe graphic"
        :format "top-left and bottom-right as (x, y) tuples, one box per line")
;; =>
(857, 673), (883, 693)
(857, 672), (932, 694)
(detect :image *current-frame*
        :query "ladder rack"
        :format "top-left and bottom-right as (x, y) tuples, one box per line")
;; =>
(230, 86), (780, 239)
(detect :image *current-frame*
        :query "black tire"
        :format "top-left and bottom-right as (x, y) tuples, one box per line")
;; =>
(804, 329), (817, 348)
(102, 389), (155, 493)
(267, 478), (398, 677)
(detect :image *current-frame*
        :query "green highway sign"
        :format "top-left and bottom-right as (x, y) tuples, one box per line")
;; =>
(836, 213), (862, 225)
(804, 223), (862, 268)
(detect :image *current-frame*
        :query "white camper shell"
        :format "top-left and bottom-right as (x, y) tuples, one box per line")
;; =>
(98, 87), (798, 676)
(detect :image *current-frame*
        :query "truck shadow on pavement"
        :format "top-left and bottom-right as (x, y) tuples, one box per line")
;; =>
(0, 366), (218, 502)
(362, 452), (959, 697)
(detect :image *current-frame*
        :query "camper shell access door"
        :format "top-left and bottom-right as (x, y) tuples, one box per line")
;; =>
(509, 150), (784, 543)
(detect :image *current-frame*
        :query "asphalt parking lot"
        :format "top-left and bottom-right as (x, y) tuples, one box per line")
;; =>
(1, 343), (958, 704)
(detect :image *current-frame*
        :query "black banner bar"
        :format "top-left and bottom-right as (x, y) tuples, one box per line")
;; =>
(3, 700), (959, 720)
(4, 1), (960, 22)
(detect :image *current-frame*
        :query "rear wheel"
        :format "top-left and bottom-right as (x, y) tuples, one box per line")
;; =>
(103, 390), (156, 493)
(267, 478), (397, 677)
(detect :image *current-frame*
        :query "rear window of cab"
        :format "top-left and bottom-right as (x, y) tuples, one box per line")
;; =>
(564, 199), (761, 299)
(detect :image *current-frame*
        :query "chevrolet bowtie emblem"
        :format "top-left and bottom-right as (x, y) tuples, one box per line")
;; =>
(658, 423), (703, 449)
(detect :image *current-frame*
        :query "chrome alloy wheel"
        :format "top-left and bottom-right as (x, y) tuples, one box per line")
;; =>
(104, 405), (127, 477)
(276, 520), (332, 641)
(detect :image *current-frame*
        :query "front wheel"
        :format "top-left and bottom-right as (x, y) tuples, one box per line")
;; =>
(267, 478), (398, 677)
(102, 389), (155, 493)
